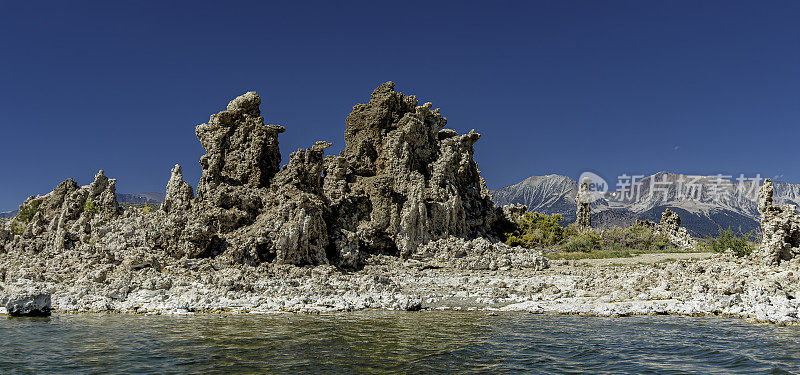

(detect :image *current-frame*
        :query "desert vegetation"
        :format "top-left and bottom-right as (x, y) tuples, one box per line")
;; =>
(504, 211), (684, 258)
(703, 227), (756, 258)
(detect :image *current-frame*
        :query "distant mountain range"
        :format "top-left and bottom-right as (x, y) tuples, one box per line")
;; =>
(491, 172), (800, 238)
(116, 192), (166, 204)
(0, 192), (166, 219)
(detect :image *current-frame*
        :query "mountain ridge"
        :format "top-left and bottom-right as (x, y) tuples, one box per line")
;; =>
(491, 172), (798, 237)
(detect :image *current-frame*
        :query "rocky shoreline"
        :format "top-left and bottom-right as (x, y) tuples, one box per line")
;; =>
(2, 245), (799, 325)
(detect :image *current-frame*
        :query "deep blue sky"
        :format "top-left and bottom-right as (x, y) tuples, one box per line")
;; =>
(1, 1), (798, 211)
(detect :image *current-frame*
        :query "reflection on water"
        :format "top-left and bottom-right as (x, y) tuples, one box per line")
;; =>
(1, 311), (799, 373)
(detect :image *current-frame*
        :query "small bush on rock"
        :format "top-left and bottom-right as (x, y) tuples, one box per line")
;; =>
(11, 221), (26, 236)
(16, 200), (41, 223)
(83, 200), (99, 215)
(142, 203), (154, 214)
(705, 227), (754, 257)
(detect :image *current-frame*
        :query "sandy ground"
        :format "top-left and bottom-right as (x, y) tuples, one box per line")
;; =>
(568, 251), (714, 267)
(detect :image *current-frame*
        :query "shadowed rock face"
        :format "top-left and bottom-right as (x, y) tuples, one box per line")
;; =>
(2, 288), (52, 317)
(0, 83), (506, 268)
(192, 92), (286, 234)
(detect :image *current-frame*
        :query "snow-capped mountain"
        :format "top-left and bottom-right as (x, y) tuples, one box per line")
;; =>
(491, 172), (800, 237)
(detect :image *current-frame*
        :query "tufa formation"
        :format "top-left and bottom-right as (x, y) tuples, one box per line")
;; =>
(575, 178), (592, 231)
(635, 209), (696, 250)
(758, 178), (800, 264)
(2, 170), (119, 253)
(0, 83), (511, 269)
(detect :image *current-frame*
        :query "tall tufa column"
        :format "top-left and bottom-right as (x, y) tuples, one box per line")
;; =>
(576, 178), (592, 231)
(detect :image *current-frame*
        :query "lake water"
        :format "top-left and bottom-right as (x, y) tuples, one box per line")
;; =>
(1, 311), (799, 374)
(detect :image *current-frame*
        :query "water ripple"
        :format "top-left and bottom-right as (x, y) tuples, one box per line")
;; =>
(1, 312), (799, 374)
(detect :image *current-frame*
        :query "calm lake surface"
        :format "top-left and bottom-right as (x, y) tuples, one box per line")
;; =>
(1, 311), (799, 374)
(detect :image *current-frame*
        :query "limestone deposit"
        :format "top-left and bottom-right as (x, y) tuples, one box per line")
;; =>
(758, 178), (800, 265)
(1, 241), (799, 325)
(3, 170), (119, 253)
(1, 287), (51, 317)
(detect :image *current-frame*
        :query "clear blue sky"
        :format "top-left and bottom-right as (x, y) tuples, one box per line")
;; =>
(1, 1), (798, 211)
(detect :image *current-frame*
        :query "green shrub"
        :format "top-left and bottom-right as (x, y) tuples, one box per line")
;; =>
(562, 232), (602, 253)
(142, 203), (154, 215)
(504, 212), (565, 248)
(506, 212), (684, 254)
(705, 227), (753, 257)
(11, 221), (26, 236)
(83, 200), (99, 215)
(600, 224), (673, 251)
(16, 200), (41, 223)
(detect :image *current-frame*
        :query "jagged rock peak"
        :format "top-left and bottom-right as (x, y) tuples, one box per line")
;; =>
(226, 91), (261, 113)
(195, 91), (286, 200)
(162, 164), (194, 214)
(321, 82), (500, 260)
(759, 178), (774, 214)
(3, 169), (119, 250)
(661, 208), (681, 228)
(343, 81), (446, 174)
(273, 141), (332, 194)
(87, 169), (119, 218)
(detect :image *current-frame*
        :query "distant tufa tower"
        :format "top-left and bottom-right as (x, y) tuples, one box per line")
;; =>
(576, 178), (592, 230)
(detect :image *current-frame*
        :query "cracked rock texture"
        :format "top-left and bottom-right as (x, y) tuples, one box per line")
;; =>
(758, 178), (800, 265)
